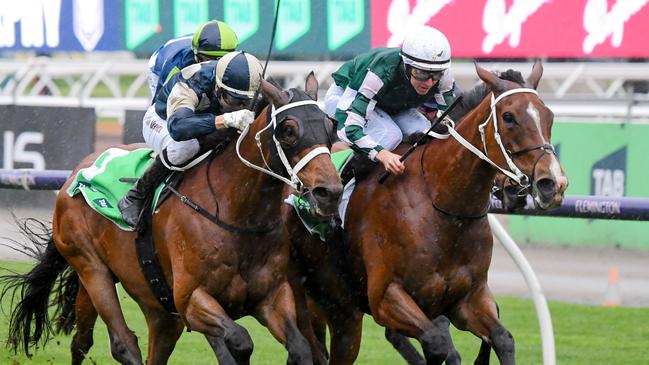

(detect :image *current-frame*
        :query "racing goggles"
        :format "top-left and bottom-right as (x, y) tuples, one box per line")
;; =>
(221, 90), (252, 108)
(410, 67), (444, 82)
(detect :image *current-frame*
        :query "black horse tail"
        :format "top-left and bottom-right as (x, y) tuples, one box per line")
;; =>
(0, 218), (79, 356)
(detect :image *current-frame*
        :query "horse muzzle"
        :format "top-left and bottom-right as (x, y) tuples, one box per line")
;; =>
(532, 175), (568, 210)
(307, 183), (343, 220)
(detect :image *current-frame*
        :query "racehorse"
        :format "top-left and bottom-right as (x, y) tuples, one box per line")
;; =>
(0, 74), (342, 365)
(286, 61), (568, 365)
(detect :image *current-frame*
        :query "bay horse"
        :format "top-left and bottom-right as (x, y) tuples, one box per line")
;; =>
(1, 74), (342, 365)
(286, 61), (568, 365)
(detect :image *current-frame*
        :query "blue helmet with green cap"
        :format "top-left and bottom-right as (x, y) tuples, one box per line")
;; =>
(192, 20), (238, 59)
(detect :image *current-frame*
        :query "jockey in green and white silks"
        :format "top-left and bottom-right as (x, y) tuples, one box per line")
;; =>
(119, 51), (263, 229)
(324, 26), (456, 176)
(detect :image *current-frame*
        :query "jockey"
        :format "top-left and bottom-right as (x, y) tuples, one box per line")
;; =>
(324, 26), (456, 176)
(147, 20), (238, 100)
(119, 51), (263, 228)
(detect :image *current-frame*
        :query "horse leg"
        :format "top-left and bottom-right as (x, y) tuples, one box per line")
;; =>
(143, 309), (184, 365)
(256, 281), (314, 365)
(183, 287), (253, 365)
(72, 265), (143, 364)
(385, 328), (424, 365)
(327, 308), (363, 365)
(370, 282), (454, 365)
(71, 284), (98, 365)
(474, 340), (492, 365)
(452, 287), (514, 365)
(289, 268), (328, 365)
(472, 303), (500, 365)
(384, 316), (461, 365)
(431, 316), (461, 365)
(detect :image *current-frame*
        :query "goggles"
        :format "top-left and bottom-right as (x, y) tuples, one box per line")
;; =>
(221, 90), (252, 108)
(410, 67), (444, 82)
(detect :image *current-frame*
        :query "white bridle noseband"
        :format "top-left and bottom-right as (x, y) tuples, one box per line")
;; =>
(235, 99), (330, 192)
(445, 88), (539, 187)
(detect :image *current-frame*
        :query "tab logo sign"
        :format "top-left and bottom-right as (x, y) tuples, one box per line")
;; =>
(225, 0), (260, 43)
(327, 0), (365, 50)
(591, 146), (626, 197)
(275, 0), (311, 50)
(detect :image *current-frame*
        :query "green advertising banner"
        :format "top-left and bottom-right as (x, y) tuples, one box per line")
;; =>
(125, 0), (160, 50)
(508, 120), (649, 249)
(124, 0), (370, 59)
(174, 0), (209, 37)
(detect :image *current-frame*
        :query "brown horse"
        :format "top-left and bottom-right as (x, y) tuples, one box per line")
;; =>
(0, 74), (342, 365)
(286, 61), (568, 365)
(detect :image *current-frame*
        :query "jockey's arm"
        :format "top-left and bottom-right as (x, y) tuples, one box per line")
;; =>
(165, 81), (218, 141)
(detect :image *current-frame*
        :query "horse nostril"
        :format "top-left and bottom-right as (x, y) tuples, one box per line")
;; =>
(535, 178), (556, 200)
(313, 185), (343, 203)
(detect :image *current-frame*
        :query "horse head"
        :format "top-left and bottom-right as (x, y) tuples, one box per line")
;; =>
(475, 60), (568, 209)
(256, 72), (342, 219)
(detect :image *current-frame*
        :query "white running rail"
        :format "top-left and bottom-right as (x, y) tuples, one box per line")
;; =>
(0, 57), (648, 122)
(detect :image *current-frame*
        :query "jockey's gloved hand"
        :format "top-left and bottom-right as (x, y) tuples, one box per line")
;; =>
(223, 109), (255, 131)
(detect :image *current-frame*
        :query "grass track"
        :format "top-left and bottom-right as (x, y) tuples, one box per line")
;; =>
(1, 260), (648, 364)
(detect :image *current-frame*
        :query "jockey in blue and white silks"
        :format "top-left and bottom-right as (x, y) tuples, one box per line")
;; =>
(147, 20), (238, 101)
(119, 51), (263, 228)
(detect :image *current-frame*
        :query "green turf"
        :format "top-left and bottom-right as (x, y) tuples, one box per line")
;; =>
(1, 260), (648, 364)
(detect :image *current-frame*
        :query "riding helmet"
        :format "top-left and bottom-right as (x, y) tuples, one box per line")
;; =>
(192, 20), (238, 59)
(400, 26), (451, 71)
(214, 51), (263, 98)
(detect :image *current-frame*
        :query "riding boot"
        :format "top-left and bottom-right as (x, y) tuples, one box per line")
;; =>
(118, 156), (170, 228)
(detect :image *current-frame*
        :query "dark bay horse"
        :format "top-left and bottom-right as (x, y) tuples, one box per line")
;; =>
(1, 75), (342, 365)
(286, 61), (568, 365)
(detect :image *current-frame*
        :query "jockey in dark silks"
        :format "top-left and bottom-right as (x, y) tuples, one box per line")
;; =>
(119, 51), (263, 228)
(147, 20), (238, 101)
(324, 26), (457, 176)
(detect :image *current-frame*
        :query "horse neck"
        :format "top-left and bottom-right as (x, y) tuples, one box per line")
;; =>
(210, 107), (285, 225)
(424, 95), (498, 216)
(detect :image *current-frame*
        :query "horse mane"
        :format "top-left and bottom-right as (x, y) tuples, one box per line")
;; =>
(497, 69), (525, 86)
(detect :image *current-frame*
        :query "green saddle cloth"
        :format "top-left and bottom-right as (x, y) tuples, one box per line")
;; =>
(286, 149), (353, 241)
(66, 147), (163, 231)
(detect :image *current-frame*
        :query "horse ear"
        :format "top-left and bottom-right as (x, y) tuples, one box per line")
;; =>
(475, 62), (504, 92)
(527, 59), (543, 89)
(305, 71), (318, 101)
(261, 79), (289, 107)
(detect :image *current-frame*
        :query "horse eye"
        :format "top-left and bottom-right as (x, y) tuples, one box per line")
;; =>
(278, 123), (299, 146)
(502, 112), (516, 124)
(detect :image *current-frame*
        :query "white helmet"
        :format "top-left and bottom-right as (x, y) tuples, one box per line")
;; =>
(401, 26), (451, 72)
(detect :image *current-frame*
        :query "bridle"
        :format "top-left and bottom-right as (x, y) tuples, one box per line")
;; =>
(445, 87), (555, 189)
(424, 87), (556, 219)
(236, 97), (331, 194)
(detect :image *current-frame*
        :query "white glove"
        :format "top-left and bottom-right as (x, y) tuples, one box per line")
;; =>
(222, 109), (255, 131)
